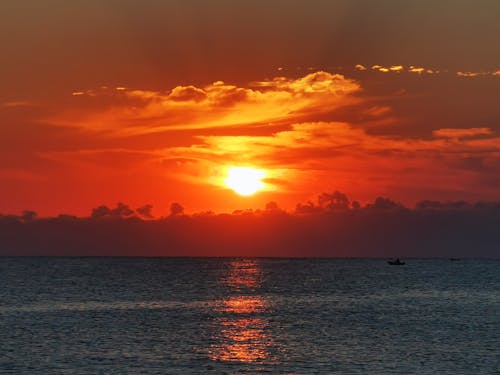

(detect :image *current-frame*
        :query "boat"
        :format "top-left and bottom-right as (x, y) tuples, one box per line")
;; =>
(388, 258), (405, 265)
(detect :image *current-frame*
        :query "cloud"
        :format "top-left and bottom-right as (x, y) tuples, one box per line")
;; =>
(456, 71), (500, 78)
(369, 64), (438, 75)
(432, 128), (493, 139)
(168, 120), (498, 164)
(49, 72), (361, 135)
(39, 119), (500, 204)
(1, 101), (33, 108)
(317, 191), (351, 211)
(2, 195), (499, 257)
(136, 204), (154, 219)
(389, 65), (404, 72)
(295, 191), (354, 214)
(168, 85), (207, 102)
(91, 202), (135, 219)
(357, 64), (500, 77)
(150, 120), (500, 199)
(408, 67), (425, 74)
(355, 64), (500, 77)
(366, 197), (406, 211)
(415, 200), (470, 210)
(456, 70), (500, 77)
(294, 192), (405, 214)
(21, 210), (37, 222)
(169, 202), (184, 216)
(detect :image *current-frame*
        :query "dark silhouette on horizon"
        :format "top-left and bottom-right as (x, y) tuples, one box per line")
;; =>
(1, 193), (499, 258)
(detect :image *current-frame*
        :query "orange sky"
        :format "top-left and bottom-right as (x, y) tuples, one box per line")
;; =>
(1, 1), (499, 216)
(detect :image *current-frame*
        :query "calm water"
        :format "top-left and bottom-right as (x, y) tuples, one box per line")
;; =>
(0, 258), (498, 374)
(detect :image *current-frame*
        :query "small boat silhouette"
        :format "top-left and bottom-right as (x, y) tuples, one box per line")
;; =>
(388, 258), (405, 265)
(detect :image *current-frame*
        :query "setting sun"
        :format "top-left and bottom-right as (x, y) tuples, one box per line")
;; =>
(225, 167), (266, 196)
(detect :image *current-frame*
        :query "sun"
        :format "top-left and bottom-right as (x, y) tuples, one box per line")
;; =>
(225, 167), (266, 196)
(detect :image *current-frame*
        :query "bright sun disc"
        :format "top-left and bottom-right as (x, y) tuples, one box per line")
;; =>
(225, 167), (266, 196)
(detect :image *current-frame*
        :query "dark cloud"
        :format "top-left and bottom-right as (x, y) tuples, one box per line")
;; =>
(296, 191), (359, 213)
(366, 197), (406, 212)
(295, 201), (322, 215)
(1, 194), (499, 257)
(91, 205), (112, 218)
(414, 200), (494, 211)
(318, 191), (350, 211)
(21, 210), (37, 222)
(111, 203), (134, 217)
(136, 204), (154, 219)
(265, 201), (280, 211)
(169, 202), (184, 216)
(91, 203), (135, 219)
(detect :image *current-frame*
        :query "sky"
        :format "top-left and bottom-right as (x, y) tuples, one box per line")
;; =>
(1, 0), (499, 217)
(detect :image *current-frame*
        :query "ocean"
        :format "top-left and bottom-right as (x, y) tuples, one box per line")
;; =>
(0, 258), (498, 374)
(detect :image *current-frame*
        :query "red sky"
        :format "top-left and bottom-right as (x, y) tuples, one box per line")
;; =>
(1, 0), (499, 217)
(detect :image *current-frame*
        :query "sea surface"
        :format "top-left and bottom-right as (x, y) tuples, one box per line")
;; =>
(0, 258), (498, 374)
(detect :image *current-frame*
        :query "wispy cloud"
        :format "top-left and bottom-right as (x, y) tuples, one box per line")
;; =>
(80, 121), (498, 197)
(433, 128), (493, 139)
(353, 63), (500, 77)
(456, 71), (500, 77)
(1, 101), (33, 108)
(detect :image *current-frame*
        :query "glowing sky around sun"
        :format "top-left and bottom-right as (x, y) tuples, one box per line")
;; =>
(0, 0), (499, 216)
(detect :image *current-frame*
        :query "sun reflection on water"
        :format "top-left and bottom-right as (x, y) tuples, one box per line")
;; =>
(209, 260), (274, 364)
(219, 259), (264, 290)
(220, 296), (266, 314)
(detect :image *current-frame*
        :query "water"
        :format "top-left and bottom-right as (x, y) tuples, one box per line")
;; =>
(0, 258), (498, 374)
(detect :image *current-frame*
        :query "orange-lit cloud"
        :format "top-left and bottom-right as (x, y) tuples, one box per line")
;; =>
(456, 70), (500, 77)
(433, 127), (493, 139)
(408, 67), (425, 74)
(457, 71), (483, 77)
(355, 63), (500, 76)
(35, 116), (500, 214)
(389, 65), (404, 72)
(40, 121), (495, 202)
(50, 72), (360, 135)
(368, 64), (438, 75)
